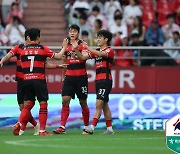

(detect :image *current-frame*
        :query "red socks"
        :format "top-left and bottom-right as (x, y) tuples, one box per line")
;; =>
(39, 103), (48, 131)
(92, 118), (99, 126)
(82, 107), (90, 126)
(28, 113), (37, 127)
(106, 120), (112, 127)
(60, 105), (69, 127)
(19, 102), (34, 125)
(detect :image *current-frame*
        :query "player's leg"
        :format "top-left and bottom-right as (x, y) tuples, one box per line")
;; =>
(14, 101), (35, 135)
(53, 76), (74, 134)
(13, 80), (35, 135)
(53, 95), (71, 134)
(103, 102), (114, 134)
(102, 81), (114, 134)
(79, 99), (90, 134)
(89, 99), (104, 133)
(17, 80), (38, 135)
(17, 79), (28, 135)
(36, 80), (51, 136)
(76, 76), (90, 134)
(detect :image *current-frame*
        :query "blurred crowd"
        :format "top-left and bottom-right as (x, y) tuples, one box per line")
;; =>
(0, 0), (179, 67)
(65, 0), (180, 66)
(0, 0), (27, 59)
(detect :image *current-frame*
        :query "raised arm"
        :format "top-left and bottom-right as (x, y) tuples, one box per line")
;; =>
(71, 40), (89, 60)
(0, 52), (14, 67)
(45, 62), (68, 69)
(53, 38), (69, 60)
(82, 42), (107, 57)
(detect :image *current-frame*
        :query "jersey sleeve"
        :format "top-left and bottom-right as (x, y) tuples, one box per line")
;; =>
(104, 48), (114, 59)
(44, 46), (55, 58)
(9, 45), (19, 56)
(79, 42), (88, 53)
(88, 52), (96, 59)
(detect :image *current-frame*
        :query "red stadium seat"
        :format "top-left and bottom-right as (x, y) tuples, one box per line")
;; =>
(142, 11), (156, 28)
(140, 0), (154, 11)
(156, 0), (172, 13)
(139, 0), (154, 11)
(169, 0), (180, 12)
(158, 12), (169, 26)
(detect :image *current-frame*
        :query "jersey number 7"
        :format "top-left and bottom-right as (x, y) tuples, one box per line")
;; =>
(28, 56), (35, 72)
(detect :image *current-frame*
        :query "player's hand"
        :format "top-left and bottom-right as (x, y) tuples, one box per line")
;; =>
(82, 41), (88, 49)
(62, 38), (68, 48)
(71, 52), (78, 59)
(58, 64), (69, 68)
(71, 40), (78, 50)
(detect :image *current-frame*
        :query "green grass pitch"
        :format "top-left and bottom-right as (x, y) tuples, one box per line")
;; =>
(0, 129), (172, 154)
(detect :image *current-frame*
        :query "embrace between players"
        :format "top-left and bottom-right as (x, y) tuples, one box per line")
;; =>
(0, 24), (114, 136)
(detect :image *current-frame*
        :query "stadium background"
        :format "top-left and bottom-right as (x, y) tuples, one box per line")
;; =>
(0, 0), (180, 131)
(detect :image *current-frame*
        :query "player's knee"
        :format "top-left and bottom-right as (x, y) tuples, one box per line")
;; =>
(79, 100), (87, 108)
(19, 104), (24, 111)
(62, 97), (70, 106)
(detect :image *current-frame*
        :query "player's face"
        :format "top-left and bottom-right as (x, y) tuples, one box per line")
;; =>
(69, 28), (79, 40)
(97, 35), (107, 47)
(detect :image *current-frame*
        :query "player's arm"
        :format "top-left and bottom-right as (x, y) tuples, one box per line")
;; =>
(53, 38), (68, 60)
(0, 52), (14, 67)
(45, 62), (68, 69)
(61, 56), (66, 82)
(83, 42), (107, 57)
(71, 40), (89, 60)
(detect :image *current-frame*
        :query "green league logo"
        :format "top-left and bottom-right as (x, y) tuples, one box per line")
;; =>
(166, 114), (180, 153)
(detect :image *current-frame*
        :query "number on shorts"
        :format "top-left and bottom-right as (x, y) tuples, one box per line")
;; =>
(28, 56), (35, 72)
(99, 89), (106, 98)
(81, 86), (87, 94)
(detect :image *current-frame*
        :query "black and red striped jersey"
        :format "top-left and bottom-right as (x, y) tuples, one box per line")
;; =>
(20, 43), (55, 80)
(64, 40), (88, 76)
(89, 46), (114, 81)
(9, 44), (25, 81)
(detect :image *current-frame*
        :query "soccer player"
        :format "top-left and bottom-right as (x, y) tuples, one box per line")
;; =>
(0, 29), (67, 135)
(73, 30), (114, 134)
(53, 24), (90, 135)
(11, 28), (68, 136)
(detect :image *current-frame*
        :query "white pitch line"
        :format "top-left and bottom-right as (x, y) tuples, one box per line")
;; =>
(4, 137), (165, 150)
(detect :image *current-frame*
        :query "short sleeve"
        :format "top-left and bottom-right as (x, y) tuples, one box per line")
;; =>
(44, 46), (55, 58)
(88, 52), (96, 59)
(9, 45), (19, 56)
(104, 48), (114, 58)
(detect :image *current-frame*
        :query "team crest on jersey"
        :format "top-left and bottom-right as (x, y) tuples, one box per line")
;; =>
(105, 49), (110, 53)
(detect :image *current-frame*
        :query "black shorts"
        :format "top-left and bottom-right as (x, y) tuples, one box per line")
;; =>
(17, 79), (25, 104)
(62, 75), (88, 99)
(96, 80), (112, 102)
(23, 80), (49, 102)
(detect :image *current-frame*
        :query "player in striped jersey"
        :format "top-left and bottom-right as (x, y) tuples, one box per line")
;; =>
(53, 24), (90, 135)
(0, 29), (68, 135)
(73, 30), (114, 134)
(1, 28), (68, 136)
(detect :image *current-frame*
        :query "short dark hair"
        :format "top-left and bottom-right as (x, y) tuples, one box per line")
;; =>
(92, 5), (100, 12)
(79, 13), (87, 20)
(131, 33), (140, 38)
(173, 31), (180, 37)
(69, 24), (80, 33)
(24, 29), (30, 40)
(114, 15), (123, 21)
(12, 16), (21, 24)
(95, 19), (102, 29)
(166, 13), (175, 19)
(97, 30), (112, 45)
(28, 28), (40, 41)
(82, 30), (89, 36)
